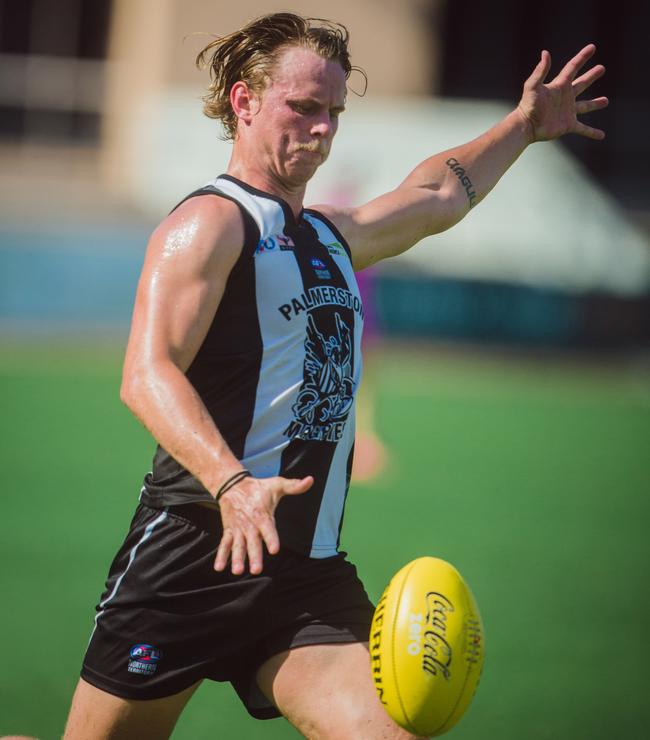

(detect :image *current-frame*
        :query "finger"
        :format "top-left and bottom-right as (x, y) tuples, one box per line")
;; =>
(214, 529), (233, 572)
(246, 530), (264, 575)
(259, 517), (280, 556)
(525, 49), (552, 88)
(574, 121), (606, 140)
(278, 475), (314, 496)
(576, 96), (609, 115)
(572, 64), (605, 96)
(557, 43), (596, 83)
(573, 64), (605, 96)
(230, 531), (247, 575)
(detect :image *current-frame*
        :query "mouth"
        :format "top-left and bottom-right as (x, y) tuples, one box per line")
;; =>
(294, 142), (327, 157)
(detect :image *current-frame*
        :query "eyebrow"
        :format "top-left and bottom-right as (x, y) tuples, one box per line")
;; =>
(288, 97), (346, 114)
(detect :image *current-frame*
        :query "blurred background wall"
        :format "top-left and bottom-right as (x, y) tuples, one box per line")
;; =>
(0, 0), (648, 345)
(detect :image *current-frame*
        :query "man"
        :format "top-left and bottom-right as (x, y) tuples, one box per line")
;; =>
(64, 12), (607, 739)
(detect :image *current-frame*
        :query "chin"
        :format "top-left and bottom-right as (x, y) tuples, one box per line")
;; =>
(284, 160), (322, 185)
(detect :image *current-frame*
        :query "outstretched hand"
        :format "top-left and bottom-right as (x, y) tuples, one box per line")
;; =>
(517, 44), (608, 143)
(214, 473), (313, 575)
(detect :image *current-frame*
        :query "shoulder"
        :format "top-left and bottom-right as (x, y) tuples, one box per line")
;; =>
(305, 203), (354, 234)
(147, 193), (247, 274)
(307, 203), (372, 268)
(305, 204), (356, 248)
(159, 193), (246, 248)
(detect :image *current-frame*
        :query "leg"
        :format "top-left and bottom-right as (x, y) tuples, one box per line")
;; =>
(256, 642), (427, 740)
(63, 678), (200, 740)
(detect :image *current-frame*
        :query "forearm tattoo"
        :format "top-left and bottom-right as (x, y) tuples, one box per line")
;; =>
(445, 157), (477, 208)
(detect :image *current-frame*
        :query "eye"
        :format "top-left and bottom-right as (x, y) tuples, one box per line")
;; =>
(289, 102), (310, 115)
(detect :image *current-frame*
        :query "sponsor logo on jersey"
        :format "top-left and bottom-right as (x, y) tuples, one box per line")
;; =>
(311, 257), (331, 280)
(128, 644), (162, 676)
(255, 233), (296, 253)
(284, 312), (354, 442)
(326, 241), (345, 257)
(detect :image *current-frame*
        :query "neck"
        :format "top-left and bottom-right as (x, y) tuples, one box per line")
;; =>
(226, 149), (307, 217)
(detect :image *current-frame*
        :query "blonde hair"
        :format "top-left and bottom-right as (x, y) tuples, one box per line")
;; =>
(196, 12), (363, 139)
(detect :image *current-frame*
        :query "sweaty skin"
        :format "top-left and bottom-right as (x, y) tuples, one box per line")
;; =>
(161, 215), (200, 258)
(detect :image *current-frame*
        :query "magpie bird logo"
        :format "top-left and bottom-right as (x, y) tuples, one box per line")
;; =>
(292, 312), (354, 426)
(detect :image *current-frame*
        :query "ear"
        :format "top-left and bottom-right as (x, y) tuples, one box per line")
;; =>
(230, 81), (260, 126)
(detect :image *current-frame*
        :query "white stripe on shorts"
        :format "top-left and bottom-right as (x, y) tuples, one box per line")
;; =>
(88, 508), (169, 643)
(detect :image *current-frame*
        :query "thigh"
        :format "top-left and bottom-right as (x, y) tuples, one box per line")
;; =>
(229, 550), (376, 720)
(63, 678), (199, 740)
(256, 642), (426, 740)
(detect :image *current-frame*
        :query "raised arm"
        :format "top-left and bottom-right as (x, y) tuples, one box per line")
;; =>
(121, 196), (312, 575)
(317, 44), (608, 270)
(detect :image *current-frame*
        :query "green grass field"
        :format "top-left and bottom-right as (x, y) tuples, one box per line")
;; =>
(1, 341), (648, 739)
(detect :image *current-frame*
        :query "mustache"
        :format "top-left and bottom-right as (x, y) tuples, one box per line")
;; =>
(294, 141), (327, 155)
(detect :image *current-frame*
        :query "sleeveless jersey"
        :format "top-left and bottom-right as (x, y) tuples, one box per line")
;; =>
(139, 174), (364, 558)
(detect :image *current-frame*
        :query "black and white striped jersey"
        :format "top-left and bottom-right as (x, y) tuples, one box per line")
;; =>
(140, 174), (364, 558)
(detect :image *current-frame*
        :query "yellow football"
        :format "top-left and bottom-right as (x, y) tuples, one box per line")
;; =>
(369, 557), (484, 737)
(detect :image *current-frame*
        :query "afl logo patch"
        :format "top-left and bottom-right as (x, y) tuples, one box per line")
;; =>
(311, 257), (331, 279)
(128, 644), (162, 675)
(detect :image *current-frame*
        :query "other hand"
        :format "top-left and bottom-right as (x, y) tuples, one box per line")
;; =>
(214, 474), (313, 575)
(517, 44), (608, 143)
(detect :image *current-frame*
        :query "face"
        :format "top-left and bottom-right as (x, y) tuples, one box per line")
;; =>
(241, 46), (347, 188)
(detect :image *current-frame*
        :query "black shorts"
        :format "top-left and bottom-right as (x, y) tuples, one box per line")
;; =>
(81, 503), (374, 719)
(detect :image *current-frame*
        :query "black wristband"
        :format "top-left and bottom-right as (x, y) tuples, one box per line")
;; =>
(215, 469), (252, 503)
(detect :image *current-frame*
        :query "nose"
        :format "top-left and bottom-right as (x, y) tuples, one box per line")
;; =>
(311, 111), (334, 138)
(311, 122), (329, 138)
